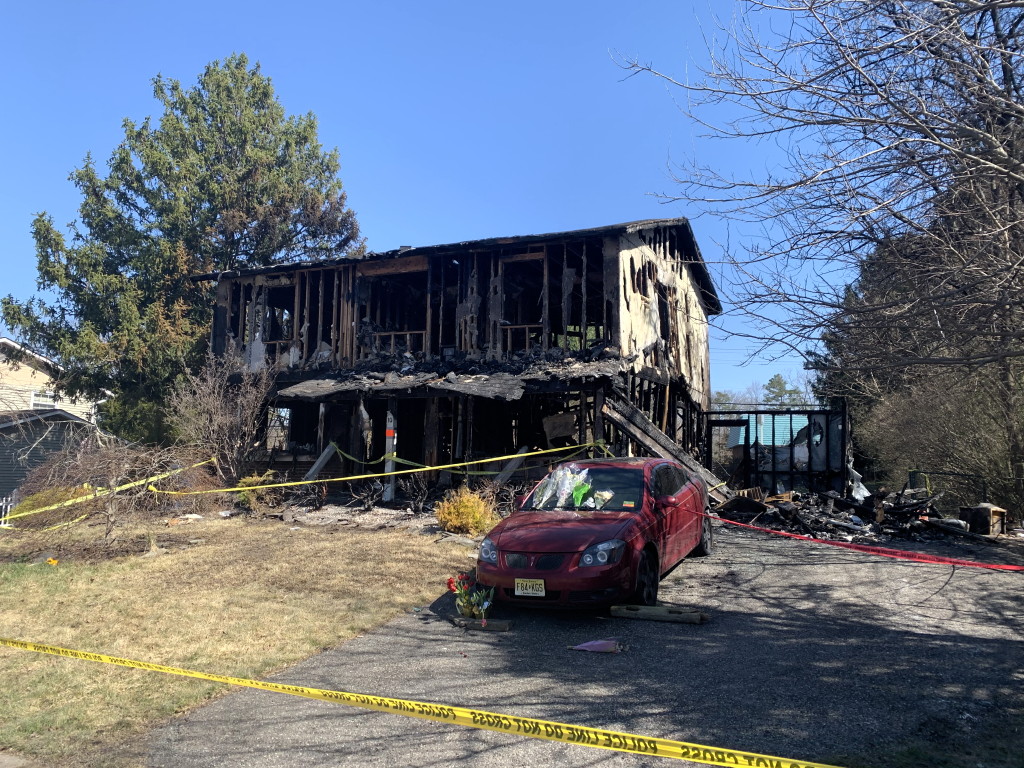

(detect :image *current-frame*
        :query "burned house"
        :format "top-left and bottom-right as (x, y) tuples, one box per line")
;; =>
(209, 219), (721, 481)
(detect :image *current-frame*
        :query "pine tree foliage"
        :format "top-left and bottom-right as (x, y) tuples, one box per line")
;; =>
(762, 374), (805, 407)
(2, 54), (362, 440)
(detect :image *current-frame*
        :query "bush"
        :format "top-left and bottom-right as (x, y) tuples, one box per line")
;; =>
(434, 485), (498, 535)
(165, 353), (275, 483)
(10, 487), (98, 528)
(235, 471), (279, 513)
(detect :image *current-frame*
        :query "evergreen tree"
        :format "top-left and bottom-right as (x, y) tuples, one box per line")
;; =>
(762, 374), (804, 407)
(2, 54), (362, 441)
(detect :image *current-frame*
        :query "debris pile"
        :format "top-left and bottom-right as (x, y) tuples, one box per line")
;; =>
(714, 487), (993, 543)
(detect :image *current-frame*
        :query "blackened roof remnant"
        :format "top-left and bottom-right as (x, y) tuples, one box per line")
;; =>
(209, 218), (721, 316)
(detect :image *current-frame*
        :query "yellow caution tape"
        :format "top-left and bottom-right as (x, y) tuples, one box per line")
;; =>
(330, 446), (501, 475)
(41, 513), (90, 532)
(3, 458), (217, 523)
(386, 454), (498, 476)
(150, 443), (607, 496)
(0, 636), (844, 768)
(330, 444), (405, 468)
(334, 442), (576, 477)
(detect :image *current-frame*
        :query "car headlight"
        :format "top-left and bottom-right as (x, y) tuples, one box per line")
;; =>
(579, 539), (625, 567)
(479, 536), (498, 564)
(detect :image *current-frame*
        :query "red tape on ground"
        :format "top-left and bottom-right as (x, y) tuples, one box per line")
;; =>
(708, 514), (1024, 571)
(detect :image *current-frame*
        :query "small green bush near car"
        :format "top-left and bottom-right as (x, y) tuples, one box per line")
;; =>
(434, 485), (498, 535)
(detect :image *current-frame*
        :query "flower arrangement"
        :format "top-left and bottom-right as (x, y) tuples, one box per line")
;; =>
(447, 570), (494, 620)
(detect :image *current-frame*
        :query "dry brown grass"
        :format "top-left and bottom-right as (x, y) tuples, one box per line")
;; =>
(0, 517), (473, 767)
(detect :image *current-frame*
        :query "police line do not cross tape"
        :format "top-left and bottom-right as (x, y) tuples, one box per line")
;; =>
(0, 636), (845, 768)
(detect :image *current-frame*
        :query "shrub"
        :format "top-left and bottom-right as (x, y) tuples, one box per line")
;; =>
(434, 485), (498, 535)
(235, 471), (279, 513)
(10, 487), (97, 528)
(165, 353), (276, 483)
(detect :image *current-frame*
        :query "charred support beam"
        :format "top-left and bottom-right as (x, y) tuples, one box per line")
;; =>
(351, 397), (371, 468)
(581, 242), (588, 347)
(212, 280), (230, 356)
(578, 390), (587, 446)
(542, 250), (550, 352)
(301, 272), (310, 362)
(495, 446), (530, 486)
(317, 403), (326, 454)
(454, 398), (464, 461)
(660, 383), (670, 433)
(425, 258), (434, 356)
(594, 388), (605, 444)
(424, 398), (439, 472)
(601, 397), (732, 505)
(304, 442), (338, 481)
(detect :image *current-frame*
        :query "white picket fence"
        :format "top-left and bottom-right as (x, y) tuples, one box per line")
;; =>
(0, 496), (12, 527)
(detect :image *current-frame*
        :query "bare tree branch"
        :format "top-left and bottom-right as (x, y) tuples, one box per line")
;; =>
(624, 1), (1024, 373)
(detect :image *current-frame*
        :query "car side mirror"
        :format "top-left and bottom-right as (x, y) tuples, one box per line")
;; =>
(655, 495), (678, 508)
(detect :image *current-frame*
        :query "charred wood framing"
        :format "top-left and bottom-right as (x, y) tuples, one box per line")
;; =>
(703, 403), (850, 497)
(209, 219), (721, 480)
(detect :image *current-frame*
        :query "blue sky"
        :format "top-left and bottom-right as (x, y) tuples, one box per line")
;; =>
(1, 1), (804, 393)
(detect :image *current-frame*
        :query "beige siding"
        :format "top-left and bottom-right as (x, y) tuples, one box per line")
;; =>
(612, 232), (711, 408)
(0, 356), (99, 422)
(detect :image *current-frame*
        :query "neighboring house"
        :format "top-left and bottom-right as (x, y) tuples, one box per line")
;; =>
(0, 338), (103, 498)
(208, 219), (722, 478)
(0, 409), (93, 498)
(0, 338), (99, 423)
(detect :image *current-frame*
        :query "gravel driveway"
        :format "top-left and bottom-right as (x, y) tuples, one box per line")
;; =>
(148, 524), (1024, 767)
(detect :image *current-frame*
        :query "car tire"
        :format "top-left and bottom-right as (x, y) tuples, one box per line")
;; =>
(631, 550), (659, 606)
(692, 512), (714, 557)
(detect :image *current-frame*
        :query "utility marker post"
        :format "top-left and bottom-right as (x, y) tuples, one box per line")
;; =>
(384, 398), (397, 501)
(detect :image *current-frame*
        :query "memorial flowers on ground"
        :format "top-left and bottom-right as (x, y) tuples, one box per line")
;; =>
(446, 570), (494, 620)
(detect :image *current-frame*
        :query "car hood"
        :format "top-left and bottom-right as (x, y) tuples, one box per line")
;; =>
(490, 510), (636, 553)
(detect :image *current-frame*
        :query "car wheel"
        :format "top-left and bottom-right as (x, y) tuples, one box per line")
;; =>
(692, 511), (714, 556)
(631, 549), (659, 606)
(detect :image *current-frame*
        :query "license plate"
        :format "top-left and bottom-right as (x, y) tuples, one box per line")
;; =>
(515, 578), (546, 597)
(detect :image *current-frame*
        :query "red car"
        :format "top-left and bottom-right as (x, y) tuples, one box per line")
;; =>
(476, 457), (712, 607)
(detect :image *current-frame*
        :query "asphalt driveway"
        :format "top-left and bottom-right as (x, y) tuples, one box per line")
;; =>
(147, 524), (1024, 767)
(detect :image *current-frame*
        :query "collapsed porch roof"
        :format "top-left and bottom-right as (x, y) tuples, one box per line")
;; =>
(274, 359), (624, 403)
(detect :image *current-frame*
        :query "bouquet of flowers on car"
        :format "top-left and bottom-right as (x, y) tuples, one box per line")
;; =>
(447, 570), (494, 621)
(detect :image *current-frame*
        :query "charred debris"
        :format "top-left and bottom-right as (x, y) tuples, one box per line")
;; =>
(715, 486), (1008, 543)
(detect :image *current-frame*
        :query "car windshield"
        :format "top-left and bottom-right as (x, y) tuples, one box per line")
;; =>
(524, 464), (644, 512)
